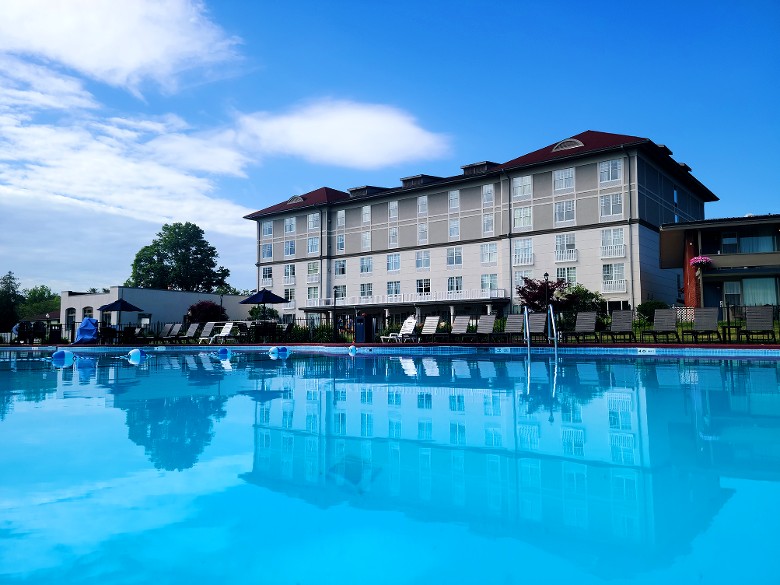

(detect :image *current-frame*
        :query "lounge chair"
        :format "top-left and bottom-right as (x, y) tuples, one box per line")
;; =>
(682, 308), (722, 343)
(502, 314), (524, 343)
(177, 322), (201, 344)
(448, 315), (471, 342)
(161, 323), (183, 343)
(562, 311), (598, 343)
(640, 309), (680, 343)
(527, 312), (548, 344)
(474, 314), (496, 342)
(600, 310), (636, 342)
(380, 315), (417, 343)
(209, 322), (236, 344)
(418, 316), (441, 342)
(197, 322), (218, 344)
(157, 323), (174, 341)
(739, 306), (776, 343)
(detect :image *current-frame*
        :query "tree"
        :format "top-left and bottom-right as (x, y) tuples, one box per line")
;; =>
(248, 305), (279, 320)
(126, 222), (230, 292)
(188, 300), (228, 322)
(0, 271), (23, 331)
(18, 285), (60, 319)
(515, 277), (571, 312)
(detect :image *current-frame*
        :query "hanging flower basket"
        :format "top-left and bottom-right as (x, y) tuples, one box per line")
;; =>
(689, 255), (712, 269)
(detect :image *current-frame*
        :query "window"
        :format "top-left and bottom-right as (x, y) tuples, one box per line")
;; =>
(359, 257), (373, 274)
(512, 175), (532, 200)
(387, 281), (401, 296)
(555, 233), (576, 262)
(284, 240), (295, 256)
(554, 200), (575, 223)
(307, 261), (319, 276)
(284, 288), (295, 302)
(336, 209), (345, 228)
(360, 413), (374, 438)
(447, 246), (463, 268)
(448, 190), (460, 210)
(388, 391), (402, 407)
(481, 274), (498, 291)
(480, 242), (497, 264)
(284, 217), (296, 234)
(307, 212), (319, 230)
(388, 200), (398, 220)
(416, 278), (431, 295)
(360, 283), (373, 298)
(284, 264), (295, 278)
(387, 253), (401, 272)
(417, 195), (428, 215)
(83, 306), (93, 319)
(554, 167), (575, 192)
(599, 159), (622, 183)
(307, 286), (319, 300)
(336, 234), (345, 252)
(601, 228), (625, 257)
(262, 266), (272, 280)
(482, 212), (494, 235)
(600, 193), (623, 217)
(334, 259), (346, 276)
(362, 205), (371, 223)
(513, 206), (532, 229)
(307, 237), (319, 254)
(482, 184), (494, 207)
(416, 250), (430, 270)
(513, 238), (533, 265)
(262, 220), (273, 237)
(361, 231), (371, 251)
(450, 422), (466, 445)
(557, 267), (577, 285)
(417, 392), (433, 409)
(724, 281), (741, 306)
(514, 270), (531, 288)
(449, 393), (465, 412)
(334, 284), (346, 299)
(418, 223), (428, 245)
(449, 218), (460, 240)
(418, 420), (432, 440)
(603, 263), (625, 283)
(261, 243), (272, 260)
(388, 226), (398, 247)
(721, 232), (738, 254)
(608, 393), (633, 431)
(448, 276), (463, 292)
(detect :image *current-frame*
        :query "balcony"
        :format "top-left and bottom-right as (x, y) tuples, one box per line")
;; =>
(307, 289), (509, 309)
(555, 249), (578, 263)
(305, 298), (321, 307)
(602, 279), (627, 293)
(600, 244), (626, 259)
(283, 276), (295, 285)
(260, 278), (273, 287)
(512, 252), (534, 266)
(307, 273), (320, 284)
(283, 300), (296, 310)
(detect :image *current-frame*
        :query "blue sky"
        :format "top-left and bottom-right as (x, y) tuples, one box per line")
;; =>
(0, 0), (778, 293)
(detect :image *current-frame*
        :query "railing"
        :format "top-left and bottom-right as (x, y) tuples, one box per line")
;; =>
(512, 252), (534, 266)
(555, 249), (578, 263)
(602, 279), (627, 293)
(306, 273), (320, 284)
(283, 301), (296, 310)
(311, 288), (508, 308)
(260, 278), (273, 287)
(283, 276), (295, 285)
(600, 244), (626, 258)
(305, 298), (321, 307)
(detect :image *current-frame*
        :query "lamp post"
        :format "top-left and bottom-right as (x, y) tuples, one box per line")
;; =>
(543, 272), (549, 312)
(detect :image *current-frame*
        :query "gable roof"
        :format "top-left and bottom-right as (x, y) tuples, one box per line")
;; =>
(496, 130), (649, 171)
(244, 187), (350, 220)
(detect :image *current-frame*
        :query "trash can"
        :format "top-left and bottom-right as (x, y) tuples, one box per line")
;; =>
(354, 315), (374, 343)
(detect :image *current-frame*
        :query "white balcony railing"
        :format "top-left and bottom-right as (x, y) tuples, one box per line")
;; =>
(283, 276), (295, 285)
(283, 300), (296, 310)
(600, 244), (626, 259)
(555, 249), (578, 263)
(306, 288), (508, 309)
(602, 279), (627, 293)
(305, 298), (321, 307)
(512, 252), (534, 266)
(260, 278), (273, 287)
(307, 273), (320, 284)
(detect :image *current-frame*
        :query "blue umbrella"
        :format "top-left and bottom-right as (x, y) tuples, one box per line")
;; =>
(239, 289), (287, 305)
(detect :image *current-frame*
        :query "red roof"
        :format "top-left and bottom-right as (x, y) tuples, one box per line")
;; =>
(244, 187), (350, 220)
(497, 130), (649, 170)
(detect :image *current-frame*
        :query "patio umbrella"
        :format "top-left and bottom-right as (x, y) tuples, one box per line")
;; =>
(98, 298), (144, 328)
(240, 288), (287, 319)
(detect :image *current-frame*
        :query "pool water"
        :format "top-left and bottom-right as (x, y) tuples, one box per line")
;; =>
(1, 349), (779, 584)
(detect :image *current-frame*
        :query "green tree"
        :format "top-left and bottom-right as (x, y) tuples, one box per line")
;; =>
(18, 285), (60, 319)
(0, 271), (23, 331)
(126, 223), (230, 292)
(188, 300), (228, 322)
(248, 305), (279, 320)
(515, 277), (571, 312)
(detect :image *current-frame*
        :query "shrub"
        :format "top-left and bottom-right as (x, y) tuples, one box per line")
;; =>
(188, 300), (227, 323)
(636, 300), (669, 323)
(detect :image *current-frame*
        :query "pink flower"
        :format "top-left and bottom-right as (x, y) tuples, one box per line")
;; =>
(690, 255), (712, 268)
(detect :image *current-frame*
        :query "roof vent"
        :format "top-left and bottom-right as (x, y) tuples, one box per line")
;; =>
(551, 138), (584, 152)
(286, 195), (304, 204)
(348, 185), (390, 198)
(461, 161), (499, 176)
(400, 174), (442, 189)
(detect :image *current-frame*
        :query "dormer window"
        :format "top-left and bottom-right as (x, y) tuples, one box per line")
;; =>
(287, 195), (304, 204)
(552, 138), (584, 152)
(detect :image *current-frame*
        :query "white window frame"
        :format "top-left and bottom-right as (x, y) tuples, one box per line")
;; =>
(418, 222), (428, 245)
(416, 278), (431, 295)
(387, 253), (401, 272)
(284, 240), (295, 257)
(482, 212), (494, 235)
(336, 234), (345, 252)
(388, 226), (399, 247)
(359, 256), (373, 274)
(449, 218), (460, 240)
(599, 159), (622, 184)
(416, 250), (430, 270)
(362, 205), (371, 224)
(336, 209), (345, 228)
(284, 217), (296, 234)
(334, 259), (346, 276)
(448, 190), (460, 211)
(307, 212), (319, 230)
(554, 167), (575, 193)
(557, 266), (577, 285)
(388, 200), (398, 220)
(334, 284), (346, 299)
(513, 206), (532, 229)
(262, 220), (273, 238)
(387, 280), (401, 296)
(447, 246), (463, 268)
(447, 275), (463, 292)
(360, 283), (373, 298)
(262, 266), (272, 280)
(512, 175), (532, 200)
(482, 184), (494, 207)
(599, 193), (623, 218)
(417, 195), (428, 216)
(307, 237), (319, 255)
(261, 243), (272, 260)
(481, 273), (498, 291)
(554, 200), (576, 224)
(307, 286), (319, 300)
(361, 231), (371, 251)
(480, 242), (498, 264)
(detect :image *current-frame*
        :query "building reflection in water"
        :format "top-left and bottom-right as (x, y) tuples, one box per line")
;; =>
(239, 353), (780, 578)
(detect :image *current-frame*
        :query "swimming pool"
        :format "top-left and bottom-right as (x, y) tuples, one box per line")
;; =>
(1, 348), (778, 584)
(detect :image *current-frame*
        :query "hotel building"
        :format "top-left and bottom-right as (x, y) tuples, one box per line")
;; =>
(244, 131), (717, 324)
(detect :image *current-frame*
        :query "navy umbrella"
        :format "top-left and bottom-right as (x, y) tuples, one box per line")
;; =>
(240, 288), (287, 305)
(98, 298), (144, 329)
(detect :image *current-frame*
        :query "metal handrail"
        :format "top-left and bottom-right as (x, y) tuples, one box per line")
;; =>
(523, 306), (531, 353)
(548, 304), (558, 355)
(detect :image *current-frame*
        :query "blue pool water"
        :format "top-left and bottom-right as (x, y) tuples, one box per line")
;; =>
(1, 348), (779, 584)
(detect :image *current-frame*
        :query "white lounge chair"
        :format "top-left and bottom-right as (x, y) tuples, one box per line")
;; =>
(209, 322), (235, 344)
(380, 316), (417, 343)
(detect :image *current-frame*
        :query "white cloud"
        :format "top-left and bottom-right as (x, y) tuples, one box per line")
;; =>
(237, 99), (451, 169)
(0, 0), (239, 94)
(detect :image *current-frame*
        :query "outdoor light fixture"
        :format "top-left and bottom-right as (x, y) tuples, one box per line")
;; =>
(543, 272), (549, 312)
